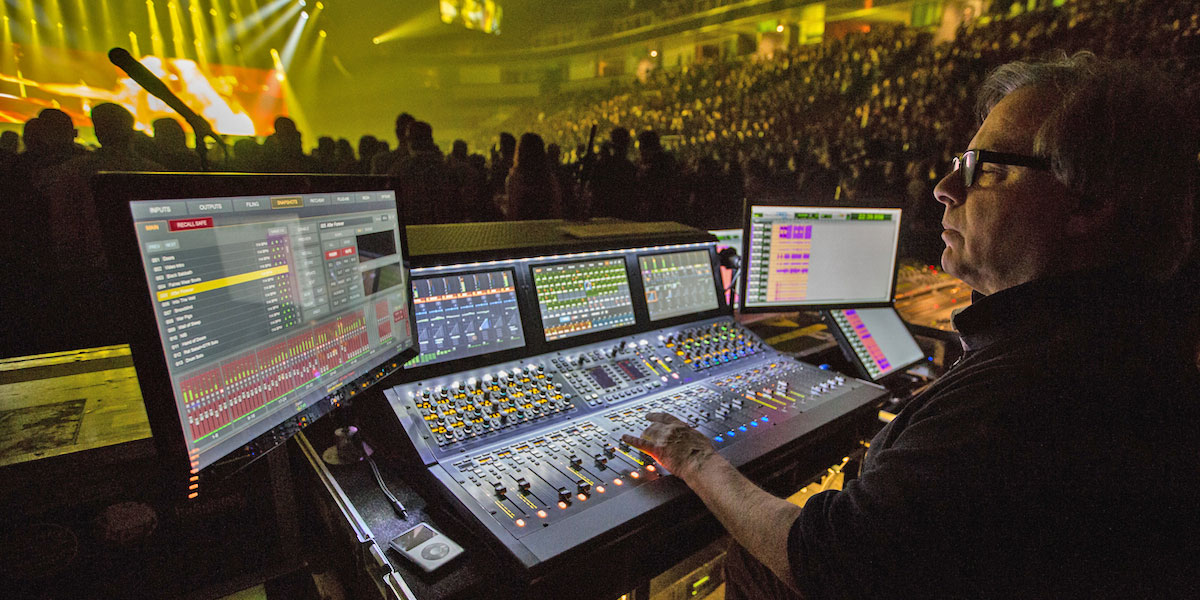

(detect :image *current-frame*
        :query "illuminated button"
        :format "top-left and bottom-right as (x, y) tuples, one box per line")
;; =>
(714, 436), (724, 443)
(613, 478), (624, 486)
(558, 501), (568, 509)
(537, 510), (548, 518)
(515, 519), (526, 527)
(630, 471), (640, 479)
(762, 416), (769, 421)
(750, 421), (759, 427)
(577, 493), (588, 502)
(645, 465), (656, 472)
(739, 426), (747, 432)
(595, 486), (606, 494)
(727, 431), (736, 437)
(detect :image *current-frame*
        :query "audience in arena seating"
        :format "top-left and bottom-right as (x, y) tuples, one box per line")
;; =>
(2, 0), (1198, 273)
(506, 132), (563, 221)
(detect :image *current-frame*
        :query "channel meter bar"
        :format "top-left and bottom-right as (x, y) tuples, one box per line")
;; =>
(533, 258), (636, 342)
(179, 310), (369, 442)
(743, 206), (902, 310)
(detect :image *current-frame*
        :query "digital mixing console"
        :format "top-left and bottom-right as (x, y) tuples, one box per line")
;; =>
(384, 317), (885, 572)
(370, 233), (891, 578)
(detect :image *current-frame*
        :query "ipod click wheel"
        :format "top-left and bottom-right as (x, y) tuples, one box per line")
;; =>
(388, 522), (464, 572)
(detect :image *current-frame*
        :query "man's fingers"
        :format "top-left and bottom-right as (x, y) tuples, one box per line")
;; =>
(646, 411), (687, 426)
(620, 433), (654, 451)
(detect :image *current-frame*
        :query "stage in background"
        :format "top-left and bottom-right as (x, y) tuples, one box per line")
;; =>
(1, 45), (283, 136)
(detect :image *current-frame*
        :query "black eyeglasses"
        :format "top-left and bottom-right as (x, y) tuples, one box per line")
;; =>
(952, 149), (1051, 188)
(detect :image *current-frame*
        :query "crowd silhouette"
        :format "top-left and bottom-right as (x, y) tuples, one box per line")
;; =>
(3, 0), (1199, 276)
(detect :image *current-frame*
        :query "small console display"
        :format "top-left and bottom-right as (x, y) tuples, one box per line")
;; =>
(533, 258), (636, 342)
(827, 307), (924, 380)
(639, 250), (720, 321)
(406, 269), (525, 368)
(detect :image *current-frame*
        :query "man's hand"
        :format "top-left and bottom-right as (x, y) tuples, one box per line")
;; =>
(620, 412), (717, 482)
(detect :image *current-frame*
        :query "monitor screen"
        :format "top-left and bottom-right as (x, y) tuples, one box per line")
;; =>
(743, 206), (901, 310)
(129, 188), (415, 470)
(828, 307), (924, 380)
(532, 258), (636, 342)
(639, 250), (720, 321)
(405, 269), (525, 368)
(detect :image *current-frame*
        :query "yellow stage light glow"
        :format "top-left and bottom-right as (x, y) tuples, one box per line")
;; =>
(372, 6), (443, 45)
(74, 0), (93, 51)
(189, 0), (212, 65)
(146, 0), (167, 58)
(242, 2), (302, 59)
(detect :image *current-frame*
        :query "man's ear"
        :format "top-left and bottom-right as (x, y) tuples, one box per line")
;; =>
(1065, 196), (1116, 237)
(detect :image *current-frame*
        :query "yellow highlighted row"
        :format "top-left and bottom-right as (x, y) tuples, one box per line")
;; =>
(156, 265), (291, 301)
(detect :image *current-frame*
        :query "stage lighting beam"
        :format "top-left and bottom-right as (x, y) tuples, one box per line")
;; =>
(210, 0), (235, 66)
(226, 0), (290, 44)
(146, 0), (167, 59)
(242, 2), (302, 60)
(168, 0), (188, 59)
(280, 12), (308, 69)
(74, 0), (93, 51)
(188, 0), (210, 65)
(1, 14), (12, 77)
(46, 0), (64, 47)
(372, 6), (442, 45)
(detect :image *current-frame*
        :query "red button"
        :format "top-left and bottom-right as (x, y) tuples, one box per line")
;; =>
(168, 217), (213, 231)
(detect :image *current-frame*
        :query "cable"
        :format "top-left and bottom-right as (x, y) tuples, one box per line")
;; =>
(367, 454), (408, 520)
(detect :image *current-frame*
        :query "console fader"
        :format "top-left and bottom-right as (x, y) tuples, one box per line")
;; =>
(385, 317), (885, 571)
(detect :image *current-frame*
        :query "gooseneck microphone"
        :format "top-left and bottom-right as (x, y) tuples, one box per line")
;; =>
(107, 47), (227, 155)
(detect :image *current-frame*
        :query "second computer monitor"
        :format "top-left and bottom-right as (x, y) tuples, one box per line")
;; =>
(740, 205), (901, 312)
(826, 307), (925, 381)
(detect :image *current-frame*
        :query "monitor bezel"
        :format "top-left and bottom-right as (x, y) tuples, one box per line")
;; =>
(94, 172), (420, 494)
(738, 199), (902, 313)
(822, 307), (926, 382)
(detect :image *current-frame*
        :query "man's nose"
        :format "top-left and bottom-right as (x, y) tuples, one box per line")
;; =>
(933, 169), (964, 208)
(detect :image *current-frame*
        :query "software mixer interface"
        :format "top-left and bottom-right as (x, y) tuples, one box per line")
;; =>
(129, 190), (415, 470)
(744, 207), (901, 308)
(406, 269), (525, 368)
(639, 250), (719, 321)
(533, 258), (636, 341)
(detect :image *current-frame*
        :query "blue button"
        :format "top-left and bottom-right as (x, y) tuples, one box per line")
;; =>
(727, 431), (736, 437)
(739, 426), (747, 432)
(761, 416), (769, 422)
(750, 421), (758, 427)
(714, 436), (724, 443)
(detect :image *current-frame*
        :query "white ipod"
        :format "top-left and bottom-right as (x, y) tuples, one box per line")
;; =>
(388, 522), (464, 572)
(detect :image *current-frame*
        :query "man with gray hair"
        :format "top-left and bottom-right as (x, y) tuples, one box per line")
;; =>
(626, 53), (1199, 598)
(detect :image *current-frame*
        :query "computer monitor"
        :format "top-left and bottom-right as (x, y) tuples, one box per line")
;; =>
(740, 204), (902, 312)
(638, 249), (720, 321)
(404, 268), (526, 369)
(531, 258), (636, 342)
(825, 307), (925, 381)
(709, 228), (742, 305)
(95, 173), (418, 493)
